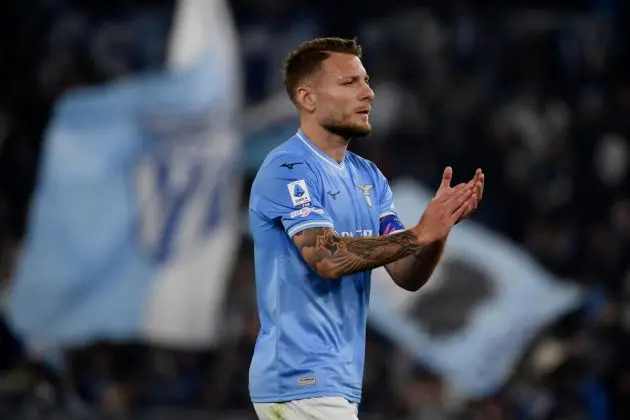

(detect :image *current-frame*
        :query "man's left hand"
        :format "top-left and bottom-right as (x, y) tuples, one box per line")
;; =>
(434, 167), (484, 223)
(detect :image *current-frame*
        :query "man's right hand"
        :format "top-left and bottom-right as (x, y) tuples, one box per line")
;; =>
(411, 181), (475, 245)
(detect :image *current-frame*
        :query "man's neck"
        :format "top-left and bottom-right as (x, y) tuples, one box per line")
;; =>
(299, 120), (349, 164)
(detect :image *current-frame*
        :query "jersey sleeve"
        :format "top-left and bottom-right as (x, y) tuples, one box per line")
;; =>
(375, 167), (406, 236)
(251, 155), (334, 238)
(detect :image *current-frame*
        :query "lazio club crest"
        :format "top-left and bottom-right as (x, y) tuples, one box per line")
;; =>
(356, 183), (373, 208)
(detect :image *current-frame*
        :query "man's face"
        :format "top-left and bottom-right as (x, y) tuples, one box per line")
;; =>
(309, 52), (375, 139)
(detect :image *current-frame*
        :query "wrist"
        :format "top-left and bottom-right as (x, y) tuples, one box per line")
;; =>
(410, 225), (448, 248)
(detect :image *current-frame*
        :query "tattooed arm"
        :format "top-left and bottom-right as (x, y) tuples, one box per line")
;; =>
(292, 227), (429, 281)
(382, 168), (483, 291)
(292, 180), (474, 288)
(384, 240), (446, 291)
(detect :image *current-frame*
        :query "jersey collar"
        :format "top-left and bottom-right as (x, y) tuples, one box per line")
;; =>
(295, 129), (345, 171)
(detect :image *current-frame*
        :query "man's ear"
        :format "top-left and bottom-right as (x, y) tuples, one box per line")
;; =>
(295, 85), (316, 112)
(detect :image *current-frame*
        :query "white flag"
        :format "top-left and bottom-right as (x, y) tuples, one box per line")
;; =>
(6, 0), (242, 352)
(369, 178), (584, 399)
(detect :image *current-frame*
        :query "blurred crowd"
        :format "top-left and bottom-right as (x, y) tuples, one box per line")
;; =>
(2, 0), (630, 419)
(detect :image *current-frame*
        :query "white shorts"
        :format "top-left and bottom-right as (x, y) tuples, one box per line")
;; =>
(253, 396), (359, 420)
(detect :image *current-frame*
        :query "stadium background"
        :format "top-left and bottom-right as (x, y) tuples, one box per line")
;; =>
(1, 0), (630, 419)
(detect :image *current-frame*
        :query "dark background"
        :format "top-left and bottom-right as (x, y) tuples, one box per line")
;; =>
(1, 0), (630, 418)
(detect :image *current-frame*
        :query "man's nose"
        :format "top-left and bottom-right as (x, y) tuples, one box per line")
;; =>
(362, 85), (374, 102)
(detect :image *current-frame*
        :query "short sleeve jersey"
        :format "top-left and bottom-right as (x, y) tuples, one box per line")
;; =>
(248, 130), (405, 403)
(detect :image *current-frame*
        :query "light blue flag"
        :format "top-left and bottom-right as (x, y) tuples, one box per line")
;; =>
(5, 0), (242, 353)
(369, 178), (585, 400)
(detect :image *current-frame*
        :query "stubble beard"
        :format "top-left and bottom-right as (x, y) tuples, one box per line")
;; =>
(322, 118), (372, 141)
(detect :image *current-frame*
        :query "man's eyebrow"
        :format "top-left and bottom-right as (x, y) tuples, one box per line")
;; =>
(340, 75), (369, 82)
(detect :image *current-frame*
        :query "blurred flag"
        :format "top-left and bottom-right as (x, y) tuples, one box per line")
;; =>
(5, 0), (242, 353)
(369, 178), (584, 399)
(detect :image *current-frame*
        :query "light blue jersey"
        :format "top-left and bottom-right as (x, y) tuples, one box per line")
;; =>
(248, 130), (405, 403)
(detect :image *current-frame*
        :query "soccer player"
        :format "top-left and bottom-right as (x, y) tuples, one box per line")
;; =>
(248, 37), (484, 419)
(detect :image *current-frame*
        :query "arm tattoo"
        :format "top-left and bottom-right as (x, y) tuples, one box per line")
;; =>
(385, 241), (445, 291)
(293, 227), (424, 278)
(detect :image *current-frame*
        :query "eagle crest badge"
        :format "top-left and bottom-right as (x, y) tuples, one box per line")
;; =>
(356, 184), (374, 207)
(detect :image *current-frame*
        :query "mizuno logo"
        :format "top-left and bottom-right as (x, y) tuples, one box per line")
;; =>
(280, 162), (303, 170)
(328, 190), (340, 200)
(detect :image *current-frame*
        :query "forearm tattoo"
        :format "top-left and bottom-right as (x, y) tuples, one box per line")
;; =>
(293, 227), (424, 278)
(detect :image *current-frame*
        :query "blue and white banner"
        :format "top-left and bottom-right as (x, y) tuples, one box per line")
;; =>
(5, 0), (242, 352)
(369, 179), (584, 399)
